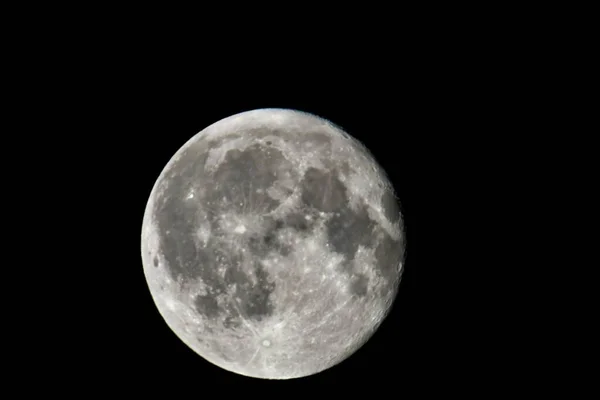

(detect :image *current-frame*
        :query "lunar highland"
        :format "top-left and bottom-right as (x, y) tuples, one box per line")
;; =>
(141, 108), (405, 379)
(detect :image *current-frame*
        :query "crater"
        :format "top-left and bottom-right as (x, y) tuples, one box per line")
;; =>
(153, 256), (159, 267)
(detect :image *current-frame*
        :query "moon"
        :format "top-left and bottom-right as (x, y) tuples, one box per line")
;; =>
(141, 108), (405, 379)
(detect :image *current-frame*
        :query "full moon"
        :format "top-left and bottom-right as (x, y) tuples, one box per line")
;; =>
(141, 108), (405, 379)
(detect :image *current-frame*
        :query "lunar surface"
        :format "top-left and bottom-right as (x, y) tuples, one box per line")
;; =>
(141, 108), (405, 379)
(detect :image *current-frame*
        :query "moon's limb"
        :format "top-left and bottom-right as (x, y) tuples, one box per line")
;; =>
(141, 108), (405, 379)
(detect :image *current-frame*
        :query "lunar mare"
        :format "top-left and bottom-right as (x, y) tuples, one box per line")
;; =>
(141, 108), (405, 379)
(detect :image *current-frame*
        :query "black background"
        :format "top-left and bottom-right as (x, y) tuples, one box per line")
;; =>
(7, 4), (554, 394)
(78, 75), (439, 393)
(121, 87), (422, 387)
(29, 31), (495, 394)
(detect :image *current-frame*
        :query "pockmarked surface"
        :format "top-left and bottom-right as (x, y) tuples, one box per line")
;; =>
(141, 109), (405, 379)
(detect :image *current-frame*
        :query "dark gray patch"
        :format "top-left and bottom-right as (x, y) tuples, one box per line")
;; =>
(350, 274), (369, 297)
(194, 293), (220, 319)
(374, 232), (404, 279)
(152, 146), (212, 282)
(153, 141), (296, 282)
(337, 161), (351, 176)
(381, 189), (400, 223)
(247, 234), (270, 257)
(262, 231), (276, 246)
(232, 262), (276, 321)
(221, 301), (243, 329)
(302, 132), (333, 155)
(153, 144), (210, 213)
(205, 144), (285, 214)
(153, 256), (159, 267)
(229, 127), (281, 142)
(276, 242), (293, 256)
(246, 218), (294, 258)
(282, 212), (313, 232)
(154, 211), (229, 293)
(243, 285), (273, 319)
(326, 203), (377, 262)
(154, 216), (202, 280)
(300, 167), (347, 212)
(223, 314), (243, 329)
(205, 134), (242, 151)
(254, 211), (317, 256)
(223, 263), (247, 286)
